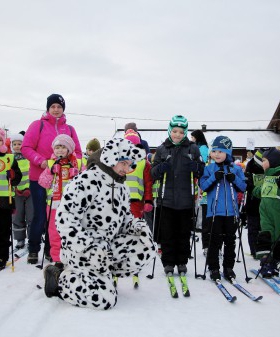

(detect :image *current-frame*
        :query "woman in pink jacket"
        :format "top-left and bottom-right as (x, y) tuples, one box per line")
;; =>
(21, 94), (82, 264)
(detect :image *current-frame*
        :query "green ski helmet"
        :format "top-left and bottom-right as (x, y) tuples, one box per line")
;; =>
(168, 115), (188, 145)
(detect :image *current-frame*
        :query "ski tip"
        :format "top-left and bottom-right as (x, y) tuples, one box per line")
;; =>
(183, 290), (190, 297)
(254, 296), (263, 301)
(230, 296), (237, 303)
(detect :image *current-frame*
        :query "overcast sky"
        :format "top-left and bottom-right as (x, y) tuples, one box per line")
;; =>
(0, 0), (279, 149)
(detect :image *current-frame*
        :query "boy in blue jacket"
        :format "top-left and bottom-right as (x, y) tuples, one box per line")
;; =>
(199, 136), (246, 281)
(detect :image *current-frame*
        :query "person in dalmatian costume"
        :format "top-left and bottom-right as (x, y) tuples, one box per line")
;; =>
(44, 138), (157, 309)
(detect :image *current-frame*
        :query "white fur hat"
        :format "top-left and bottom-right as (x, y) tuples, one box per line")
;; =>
(100, 138), (146, 167)
(10, 133), (24, 143)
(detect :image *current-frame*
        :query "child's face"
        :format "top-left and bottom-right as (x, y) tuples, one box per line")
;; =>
(212, 150), (226, 164)
(48, 104), (64, 118)
(86, 148), (93, 156)
(262, 158), (269, 171)
(171, 127), (185, 144)
(54, 145), (68, 158)
(12, 140), (22, 153)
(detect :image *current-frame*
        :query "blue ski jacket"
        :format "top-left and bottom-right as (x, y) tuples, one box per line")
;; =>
(199, 162), (246, 218)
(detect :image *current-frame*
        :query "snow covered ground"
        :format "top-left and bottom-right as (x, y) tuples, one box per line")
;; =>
(1, 230), (278, 337)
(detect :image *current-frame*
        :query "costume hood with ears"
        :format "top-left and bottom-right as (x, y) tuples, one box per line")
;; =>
(100, 138), (146, 167)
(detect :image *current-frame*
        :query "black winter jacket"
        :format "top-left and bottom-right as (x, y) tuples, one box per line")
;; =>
(151, 138), (203, 210)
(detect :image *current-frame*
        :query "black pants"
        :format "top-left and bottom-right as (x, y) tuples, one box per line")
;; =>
(247, 215), (261, 256)
(160, 206), (192, 267)
(207, 216), (237, 271)
(0, 209), (12, 262)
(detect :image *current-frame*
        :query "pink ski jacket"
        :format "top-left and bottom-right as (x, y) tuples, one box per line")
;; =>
(21, 111), (82, 181)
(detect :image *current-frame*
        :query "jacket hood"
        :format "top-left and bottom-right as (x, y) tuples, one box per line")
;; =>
(87, 148), (126, 184)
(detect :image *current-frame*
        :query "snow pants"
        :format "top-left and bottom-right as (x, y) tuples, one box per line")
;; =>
(207, 216), (237, 271)
(58, 226), (156, 309)
(12, 194), (33, 241)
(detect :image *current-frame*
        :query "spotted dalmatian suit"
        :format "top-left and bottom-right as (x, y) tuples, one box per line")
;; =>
(56, 139), (156, 309)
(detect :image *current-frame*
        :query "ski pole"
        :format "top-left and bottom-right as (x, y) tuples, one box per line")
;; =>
(190, 171), (199, 277)
(196, 182), (220, 280)
(228, 181), (252, 283)
(146, 180), (159, 279)
(147, 171), (167, 279)
(236, 192), (247, 262)
(7, 157), (15, 272)
(36, 169), (58, 270)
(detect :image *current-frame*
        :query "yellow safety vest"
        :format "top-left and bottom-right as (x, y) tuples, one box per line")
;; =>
(17, 158), (30, 191)
(0, 154), (15, 197)
(125, 159), (145, 200)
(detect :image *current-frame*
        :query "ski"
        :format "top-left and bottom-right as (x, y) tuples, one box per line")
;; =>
(214, 279), (237, 302)
(179, 273), (190, 297)
(133, 275), (139, 289)
(6, 248), (28, 267)
(166, 273), (179, 298)
(272, 276), (280, 284)
(251, 269), (280, 295)
(222, 275), (262, 301)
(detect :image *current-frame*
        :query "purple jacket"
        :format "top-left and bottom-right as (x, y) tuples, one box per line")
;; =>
(21, 111), (82, 181)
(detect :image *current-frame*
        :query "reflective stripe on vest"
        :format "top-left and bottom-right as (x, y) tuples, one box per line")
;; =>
(0, 154), (15, 197)
(17, 159), (30, 190)
(125, 159), (145, 200)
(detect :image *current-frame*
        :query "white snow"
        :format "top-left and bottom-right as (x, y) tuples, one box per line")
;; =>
(1, 232), (278, 337)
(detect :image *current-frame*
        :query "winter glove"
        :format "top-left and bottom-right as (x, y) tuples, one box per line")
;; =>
(144, 201), (153, 213)
(275, 177), (280, 188)
(158, 161), (171, 174)
(6, 169), (15, 181)
(215, 170), (224, 181)
(69, 167), (79, 178)
(22, 189), (31, 198)
(51, 164), (61, 175)
(226, 172), (235, 183)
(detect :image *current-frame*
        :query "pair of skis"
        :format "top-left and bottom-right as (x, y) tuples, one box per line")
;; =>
(215, 276), (263, 302)
(251, 269), (280, 295)
(166, 272), (190, 298)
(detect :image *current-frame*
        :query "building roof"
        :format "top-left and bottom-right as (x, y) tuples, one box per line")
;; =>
(115, 129), (280, 149)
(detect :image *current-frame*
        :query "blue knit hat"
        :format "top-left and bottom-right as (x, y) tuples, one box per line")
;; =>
(212, 136), (232, 155)
(168, 115), (188, 145)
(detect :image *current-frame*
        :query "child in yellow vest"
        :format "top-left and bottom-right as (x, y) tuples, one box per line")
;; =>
(10, 133), (34, 249)
(0, 128), (22, 270)
(38, 134), (85, 269)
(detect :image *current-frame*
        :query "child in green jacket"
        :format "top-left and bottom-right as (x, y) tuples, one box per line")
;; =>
(253, 148), (280, 278)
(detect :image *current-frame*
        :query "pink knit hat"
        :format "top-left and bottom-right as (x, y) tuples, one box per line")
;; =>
(52, 134), (75, 154)
(0, 128), (8, 153)
(124, 129), (141, 145)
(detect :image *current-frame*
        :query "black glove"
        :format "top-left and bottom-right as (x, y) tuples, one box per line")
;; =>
(226, 172), (235, 183)
(215, 170), (224, 181)
(276, 177), (280, 188)
(158, 161), (171, 174)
